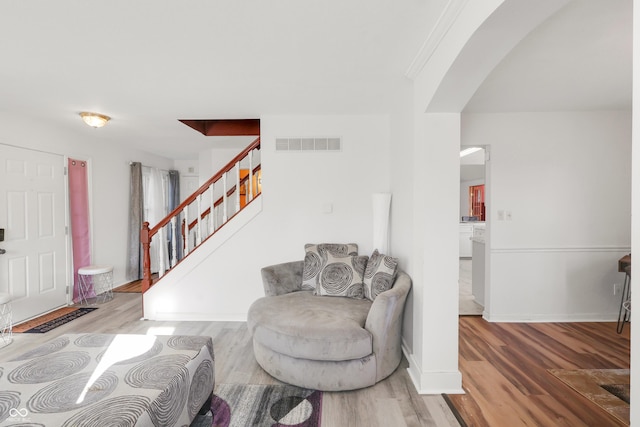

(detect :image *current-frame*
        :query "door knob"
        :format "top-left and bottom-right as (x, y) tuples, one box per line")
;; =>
(0, 249), (5, 255)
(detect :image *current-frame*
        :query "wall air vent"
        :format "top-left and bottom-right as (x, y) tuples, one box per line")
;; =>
(275, 137), (341, 152)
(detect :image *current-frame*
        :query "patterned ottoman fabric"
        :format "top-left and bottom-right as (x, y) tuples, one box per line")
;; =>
(0, 334), (214, 427)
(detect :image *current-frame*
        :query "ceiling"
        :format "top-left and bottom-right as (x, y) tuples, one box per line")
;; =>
(0, 1), (631, 160)
(0, 0), (436, 159)
(460, 0), (631, 183)
(464, 0), (632, 113)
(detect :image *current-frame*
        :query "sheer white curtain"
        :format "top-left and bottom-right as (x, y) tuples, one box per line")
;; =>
(142, 167), (170, 273)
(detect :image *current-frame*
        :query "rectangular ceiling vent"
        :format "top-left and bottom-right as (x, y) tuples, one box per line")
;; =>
(275, 137), (341, 152)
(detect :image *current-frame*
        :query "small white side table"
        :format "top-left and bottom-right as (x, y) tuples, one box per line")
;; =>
(0, 292), (13, 347)
(78, 265), (114, 305)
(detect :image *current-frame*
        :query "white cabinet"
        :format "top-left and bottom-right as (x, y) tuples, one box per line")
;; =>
(459, 224), (473, 257)
(472, 240), (485, 305)
(471, 222), (486, 305)
(460, 222), (485, 258)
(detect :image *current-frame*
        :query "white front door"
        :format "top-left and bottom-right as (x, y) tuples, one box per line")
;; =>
(0, 144), (68, 323)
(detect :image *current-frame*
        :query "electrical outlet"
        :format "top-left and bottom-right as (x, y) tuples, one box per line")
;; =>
(614, 283), (622, 295)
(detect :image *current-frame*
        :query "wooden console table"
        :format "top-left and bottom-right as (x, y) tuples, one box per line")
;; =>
(617, 254), (631, 334)
(618, 254), (631, 272)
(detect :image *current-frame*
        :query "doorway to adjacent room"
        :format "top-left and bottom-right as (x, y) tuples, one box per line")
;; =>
(459, 145), (486, 316)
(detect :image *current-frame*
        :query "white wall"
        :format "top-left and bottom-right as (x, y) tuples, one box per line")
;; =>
(389, 76), (416, 351)
(403, 112), (463, 393)
(462, 111), (631, 321)
(392, 0), (522, 395)
(0, 112), (174, 288)
(197, 148), (242, 186)
(630, 3), (639, 423)
(173, 159), (200, 204)
(397, 0), (582, 395)
(143, 114), (392, 320)
(173, 159), (199, 178)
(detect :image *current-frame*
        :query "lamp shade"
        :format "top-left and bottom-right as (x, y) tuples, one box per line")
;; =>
(80, 112), (110, 128)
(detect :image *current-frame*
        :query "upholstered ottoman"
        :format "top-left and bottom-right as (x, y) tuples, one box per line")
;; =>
(0, 334), (214, 426)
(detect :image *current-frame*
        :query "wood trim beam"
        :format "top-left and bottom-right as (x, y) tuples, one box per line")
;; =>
(179, 119), (260, 136)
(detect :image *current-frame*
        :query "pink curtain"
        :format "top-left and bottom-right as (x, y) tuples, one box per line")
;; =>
(68, 158), (91, 303)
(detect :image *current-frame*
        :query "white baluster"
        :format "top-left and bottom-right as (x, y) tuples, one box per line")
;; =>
(196, 194), (203, 245)
(235, 162), (241, 213)
(213, 202), (218, 232)
(248, 150), (254, 202)
(158, 227), (165, 278)
(214, 202), (218, 230)
(222, 173), (228, 223)
(209, 182), (215, 234)
(183, 205), (190, 256)
(170, 216), (177, 267)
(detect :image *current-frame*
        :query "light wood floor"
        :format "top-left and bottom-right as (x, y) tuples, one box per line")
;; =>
(1, 293), (461, 427)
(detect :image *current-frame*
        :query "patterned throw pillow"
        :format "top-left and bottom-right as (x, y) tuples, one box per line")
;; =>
(301, 243), (358, 291)
(316, 253), (368, 299)
(363, 249), (399, 301)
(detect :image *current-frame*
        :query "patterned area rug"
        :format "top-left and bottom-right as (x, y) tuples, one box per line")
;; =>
(191, 384), (322, 427)
(548, 368), (630, 426)
(13, 307), (97, 333)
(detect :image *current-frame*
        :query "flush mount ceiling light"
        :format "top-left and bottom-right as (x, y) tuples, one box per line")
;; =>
(79, 112), (111, 128)
(460, 147), (482, 158)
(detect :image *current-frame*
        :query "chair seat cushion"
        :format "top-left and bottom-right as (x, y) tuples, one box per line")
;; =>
(248, 291), (373, 361)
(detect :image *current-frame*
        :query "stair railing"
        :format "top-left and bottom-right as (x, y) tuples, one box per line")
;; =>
(140, 137), (261, 292)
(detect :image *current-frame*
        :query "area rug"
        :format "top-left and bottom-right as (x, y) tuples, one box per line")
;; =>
(191, 384), (323, 427)
(548, 368), (629, 426)
(13, 307), (97, 333)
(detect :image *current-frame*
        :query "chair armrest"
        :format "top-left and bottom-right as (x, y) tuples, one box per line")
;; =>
(261, 261), (304, 296)
(364, 270), (412, 382)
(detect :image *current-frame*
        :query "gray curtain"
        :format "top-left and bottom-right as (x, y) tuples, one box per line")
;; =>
(167, 170), (182, 262)
(126, 162), (143, 280)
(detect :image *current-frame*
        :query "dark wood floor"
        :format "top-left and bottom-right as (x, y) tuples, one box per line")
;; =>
(448, 317), (631, 426)
(112, 280), (142, 293)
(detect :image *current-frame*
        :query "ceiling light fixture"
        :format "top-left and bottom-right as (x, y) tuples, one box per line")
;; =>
(460, 147), (482, 158)
(79, 112), (111, 128)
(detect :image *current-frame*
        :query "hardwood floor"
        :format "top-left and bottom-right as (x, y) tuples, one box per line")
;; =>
(1, 293), (461, 427)
(3, 294), (630, 426)
(112, 280), (143, 293)
(448, 317), (631, 426)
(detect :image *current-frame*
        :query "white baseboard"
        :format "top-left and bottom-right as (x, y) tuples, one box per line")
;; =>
(483, 312), (619, 323)
(402, 344), (464, 395)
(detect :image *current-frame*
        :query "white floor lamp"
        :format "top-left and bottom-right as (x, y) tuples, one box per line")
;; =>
(372, 193), (392, 254)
